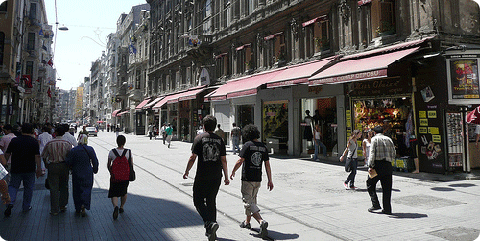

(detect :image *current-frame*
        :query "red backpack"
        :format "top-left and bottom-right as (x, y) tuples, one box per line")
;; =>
(111, 149), (130, 182)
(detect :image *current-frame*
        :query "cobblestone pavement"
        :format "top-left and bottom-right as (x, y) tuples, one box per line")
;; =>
(1, 131), (479, 241)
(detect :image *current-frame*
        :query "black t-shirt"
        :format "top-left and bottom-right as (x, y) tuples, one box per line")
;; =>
(6, 135), (40, 173)
(239, 141), (269, 182)
(191, 132), (226, 181)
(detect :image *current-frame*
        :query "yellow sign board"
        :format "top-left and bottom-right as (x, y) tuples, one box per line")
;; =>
(427, 111), (437, 119)
(432, 135), (442, 143)
(420, 119), (428, 126)
(419, 111), (427, 118)
(428, 127), (440, 135)
(419, 127), (428, 134)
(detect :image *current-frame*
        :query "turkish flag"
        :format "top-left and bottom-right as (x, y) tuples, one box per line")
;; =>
(467, 106), (480, 124)
(47, 88), (52, 98)
(47, 59), (53, 67)
(22, 75), (33, 88)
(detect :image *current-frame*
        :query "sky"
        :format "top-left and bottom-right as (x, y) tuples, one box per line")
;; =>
(44, 0), (147, 90)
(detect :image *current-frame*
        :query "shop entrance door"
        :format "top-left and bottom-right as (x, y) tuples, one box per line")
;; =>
(263, 100), (288, 154)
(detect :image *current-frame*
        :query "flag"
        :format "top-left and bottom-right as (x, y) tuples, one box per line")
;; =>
(22, 75), (33, 88)
(36, 78), (40, 82)
(47, 59), (53, 67)
(129, 44), (137, 54)
(47, 88), (52, 98)
(39, 29), (43, 36)
(467, 106), (480, 124)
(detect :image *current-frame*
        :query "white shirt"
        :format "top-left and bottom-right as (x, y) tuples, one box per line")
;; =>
(38, 132), (53, 154)
(108, 148), (132, 161)
(62, 132), (78, 147)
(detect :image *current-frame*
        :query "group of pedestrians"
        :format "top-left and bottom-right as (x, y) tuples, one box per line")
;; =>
(183, 115), (274, 240)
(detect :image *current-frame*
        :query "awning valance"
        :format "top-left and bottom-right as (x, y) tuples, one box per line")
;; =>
(135, 98), (151, 110)
(267, 58), (334, 88)
(117, 111), (129, 116)
(143, 97), (164, 109)
(302, 15), (328, 27)
(111, 109), (121, 117)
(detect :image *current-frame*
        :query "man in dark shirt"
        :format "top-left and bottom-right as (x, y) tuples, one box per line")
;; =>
(4, 123), (42, 217)
(230, 124), (273, 238)
(183, 115), (229, 241)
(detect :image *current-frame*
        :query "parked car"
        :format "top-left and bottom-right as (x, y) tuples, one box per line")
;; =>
(86, 127), (98, 136)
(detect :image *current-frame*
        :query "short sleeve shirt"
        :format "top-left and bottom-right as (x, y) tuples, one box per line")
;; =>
(191, 132), (226, 181)
(108, 148), (132, 161)
(6, 135), (40, 173)
(239, 141), (270, 182)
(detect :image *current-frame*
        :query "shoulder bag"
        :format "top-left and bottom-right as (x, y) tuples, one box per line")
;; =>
(345, 142), (357, 172)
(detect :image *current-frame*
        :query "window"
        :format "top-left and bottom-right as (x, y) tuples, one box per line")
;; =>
(0, 1), (7, 12)
(27, 33), (35, 50)
(0, 32), (4, 65)
(26, 61), (33, 75)
(30, 3), (37, 19)
(371, 0), (395, 37)
(274, 34), (285, 63)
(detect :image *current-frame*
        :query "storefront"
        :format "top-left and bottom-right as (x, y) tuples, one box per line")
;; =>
(263, 100), (289, 154)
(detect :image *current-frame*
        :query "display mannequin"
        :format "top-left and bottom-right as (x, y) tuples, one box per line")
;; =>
(304, 110), (313, 140)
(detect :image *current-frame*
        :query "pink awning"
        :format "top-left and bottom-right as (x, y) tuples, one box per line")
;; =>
(309, 47), (420, 86)
(143, 97), (164, 109)
(357, 0), (372, 6)
(235, 44), (251, 51)
(267, 58), (334, 88)
(205, 69), (285, 101)
(263, 32), (283, 41)
(175, 87), (208, 103)
(302, 15), (328, 27)
(135, 98), (151, 110)
(117, 111), (129, 116)
(153, 94), (177, 109)
(111, 109), (121, 117)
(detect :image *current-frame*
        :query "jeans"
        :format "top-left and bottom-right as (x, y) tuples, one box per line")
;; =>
(314, 139), (327, 160)
(47, 162), (70, 213)
(345, 158), (358, 187)
(149, 131), (153, 140)
(8, 172), (36, 210)
(367, 160), (393, 212)
(193, 178), (221, 226)
(232, 136), (240, 154)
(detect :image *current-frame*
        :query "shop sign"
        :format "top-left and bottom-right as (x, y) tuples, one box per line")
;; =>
(449, 59), (479, 99)
(308, 86), (323, 94)
(322, 69), (387, 84)
(349, 77), (409, 97)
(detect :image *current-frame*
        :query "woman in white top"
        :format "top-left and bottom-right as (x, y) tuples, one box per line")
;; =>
(339, 130), (362, 189)
(362, 130), (374, 167)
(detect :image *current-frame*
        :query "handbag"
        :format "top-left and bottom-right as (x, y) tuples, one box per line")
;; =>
(344, 141), (357, 172)
(128, 149), (136, 181)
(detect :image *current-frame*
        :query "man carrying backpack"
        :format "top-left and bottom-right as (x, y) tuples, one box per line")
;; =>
(165, 123), (173, 148)
(107, 135), (134, 220)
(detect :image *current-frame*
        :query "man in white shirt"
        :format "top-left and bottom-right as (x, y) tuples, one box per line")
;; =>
(38, 126), (53, 174)
(61, 124), (77, 147)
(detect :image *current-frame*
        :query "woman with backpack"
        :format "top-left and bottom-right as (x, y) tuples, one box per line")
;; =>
(65, 134), (99, 217)
(107, 135), (133, 220)
(339, 130), (362, 190)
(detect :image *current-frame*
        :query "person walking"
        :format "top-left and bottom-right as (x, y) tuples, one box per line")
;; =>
(65, 134), (99, 217)
(38, 126), (53, 175)
(107, 135), (133, 220)
(362, 129), (373, 167)
(165, 123), (173, 148)
(148, 123), (154, 140)
(229, 124), (273, 238)
(183, 115), (230, 241)
(367, 125), (396, 215)
(42, 125), (73, 215)
(4, 123), (43, 217)
(115, 125), (120, 137)
(0, 124), (17, 181)
(160, 123), (167, 145)
(214, 124), (226, 144)
(0, 163), (10, 205)
(339, 130), (362, 189)
(231, 123), (241, 154)
(313, 124), (327, 161)
(61, 124), (78, 147)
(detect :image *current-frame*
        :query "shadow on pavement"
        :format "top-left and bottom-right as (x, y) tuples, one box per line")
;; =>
(264, 229), (300, 240)
(0, 187), (203, 240)
(389, 212), (428, 219)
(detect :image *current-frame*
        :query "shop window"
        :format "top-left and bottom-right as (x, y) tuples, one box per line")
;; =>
(237, 105), (254, 128)
(263, 100), (289, 154)
(371, 0), (396, 37)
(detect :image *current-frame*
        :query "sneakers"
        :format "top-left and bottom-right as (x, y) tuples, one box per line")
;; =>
(368, 206), (382, 213)
(239, 221), (251, 229)
(349, 185), (357, 190)
(4, 204), (13, 217)
(207, 222), (219, 241)
(81, 206), (86, 217)
(119, 207), (124, 213)
(260, 220), (268, 238)
(113, 206), (119, 220)
(343, 182), (349, 189)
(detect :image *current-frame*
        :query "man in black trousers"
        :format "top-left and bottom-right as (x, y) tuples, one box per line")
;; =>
(366, 125), (396, 215)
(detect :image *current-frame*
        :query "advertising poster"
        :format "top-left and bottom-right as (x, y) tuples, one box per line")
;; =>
(417, 109), (446, 174)
(450, 59), (480, 99)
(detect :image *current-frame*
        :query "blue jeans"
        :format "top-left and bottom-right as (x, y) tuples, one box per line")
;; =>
(8, 172), (36, 210)
(314, 139), (327, 160)
(232, 136), (240, 153)
(345, 158), (358, 187)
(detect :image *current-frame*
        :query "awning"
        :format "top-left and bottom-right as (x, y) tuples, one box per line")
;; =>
(117, 111), (129, 116)
(309, 47), (420, 86)
(267, 58), (334, 88)
(169, 86), (208, 103)
(143, 96), (164, 109)
(111, 109), (121, 117)
(135, 98), (151, 110)
(152, 94), (177, 109)
(264, 32), (283, 41)
(235, 44), (251, 51)
(205, 69), (285, 101)
(302, 15), (328, 27)
(357, 0), (372, 6)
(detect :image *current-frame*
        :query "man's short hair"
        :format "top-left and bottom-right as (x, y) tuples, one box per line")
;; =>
(232, 123), (237, 127)
(21, 123), (34, 134)
(55, 125), (66, 136)
(3, 124), (12, 131)
(203, 115), (217, 132)
(217, 124), (221, 128)
(373, 126), (384, 133)
(242, 124), (260, 142)
(116, 135), (126, 147)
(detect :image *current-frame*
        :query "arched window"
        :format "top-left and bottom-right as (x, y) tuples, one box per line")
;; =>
(0, 1), (7, 12)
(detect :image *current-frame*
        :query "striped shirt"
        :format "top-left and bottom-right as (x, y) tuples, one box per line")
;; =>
(42, 137), (72, 164)
(368, 133), (396, 166)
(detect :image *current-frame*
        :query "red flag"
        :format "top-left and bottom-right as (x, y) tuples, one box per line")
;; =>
(36, 78), (40, 82)
(22, 75), (33, 88)
(467, 106), (480, 124)
(47, 59), (53, 67)
(47, 88), (52, 98)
